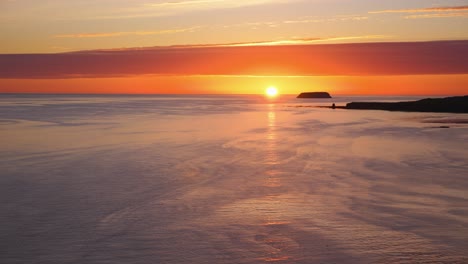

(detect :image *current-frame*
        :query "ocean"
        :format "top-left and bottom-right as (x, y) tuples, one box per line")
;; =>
(1, 94), (467, 263)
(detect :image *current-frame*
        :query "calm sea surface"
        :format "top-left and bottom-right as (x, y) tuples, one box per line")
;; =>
(1, 94), (468, 263)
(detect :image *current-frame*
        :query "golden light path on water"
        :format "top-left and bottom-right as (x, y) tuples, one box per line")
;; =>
(249, 103), (308, 263)
(259, 104), (293, 262)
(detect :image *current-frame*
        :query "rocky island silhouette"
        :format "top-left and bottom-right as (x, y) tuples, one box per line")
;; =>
(297, 92), (332, 98)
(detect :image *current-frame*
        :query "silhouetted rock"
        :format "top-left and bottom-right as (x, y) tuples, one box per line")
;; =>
(297, 92), (332, 98)
(346, 96), (468, 113)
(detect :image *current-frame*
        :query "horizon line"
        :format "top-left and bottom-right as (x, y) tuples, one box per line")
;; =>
(1, 92), (466, 97)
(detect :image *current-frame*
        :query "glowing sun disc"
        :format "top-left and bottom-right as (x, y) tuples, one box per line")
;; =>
(266, 87), (278, 97)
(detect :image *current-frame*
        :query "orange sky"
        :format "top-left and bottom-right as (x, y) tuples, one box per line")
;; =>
(1, 74), (468, 96)
(1, 41), (467, 95)
(1, 1), (467, 95)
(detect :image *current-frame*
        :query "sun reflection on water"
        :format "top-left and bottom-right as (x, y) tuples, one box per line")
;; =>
(265, 104), (278, 166)
(264, 104), (281, 188)
(259, 104), (297, 263)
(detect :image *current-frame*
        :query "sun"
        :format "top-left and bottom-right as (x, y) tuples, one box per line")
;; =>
(265, 86), (278, 97)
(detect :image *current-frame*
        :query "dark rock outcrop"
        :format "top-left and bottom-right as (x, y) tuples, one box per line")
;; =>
(297, 92), (332, 98)
(346, 96), (468, 113)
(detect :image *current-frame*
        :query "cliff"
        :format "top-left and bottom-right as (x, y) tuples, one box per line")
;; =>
(346, 96), (468, 113)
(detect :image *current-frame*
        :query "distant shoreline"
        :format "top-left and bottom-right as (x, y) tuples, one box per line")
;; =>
(320, 96), (468, 114)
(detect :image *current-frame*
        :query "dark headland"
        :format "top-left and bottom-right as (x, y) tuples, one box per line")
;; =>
(297, 92), (332, 98)
(345, 96), (468, 113)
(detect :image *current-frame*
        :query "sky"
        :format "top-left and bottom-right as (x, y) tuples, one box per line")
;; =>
(1, 0), (468, 95)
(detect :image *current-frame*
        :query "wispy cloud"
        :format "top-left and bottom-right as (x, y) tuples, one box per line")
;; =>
(92, 0), (295, 20)
(424, 5), (468, 11)
(93, 35), (388, 49)
(54, 27), (199, 38)
(283, 15), (368, 24)
(145, 0), (229, 8)
(309, 35), (389, 42)
(369, 5), (468, 20)
(223, 35), (388, 47)
(144, 0), (292, 9)
(370, 5), (468, 14)
(217, 38), (324, 47)
(217, 15), (369, 31)
(1, 0), (297, 22)
(405, 12), (468, 19)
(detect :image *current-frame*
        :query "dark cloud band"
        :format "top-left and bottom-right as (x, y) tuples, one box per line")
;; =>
(1, 40), (468, 78)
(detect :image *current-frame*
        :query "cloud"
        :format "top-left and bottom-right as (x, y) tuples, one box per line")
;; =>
(370, 5), (468, 14)
(369, 5), (468, 20)
(207, 35), (386, 47)
(144, 0), (293, 10)
(1, 40), (467, 78)
(424, 5), (468, 11)
(215, 15), (369, 31)
(54, 27), (200, 38)
(282, 15), (368, 24)
(72, 35), (387, 51)
(92, 0), (296, 20)
(145, 0), (230, 7)
(405, 12), (468, 19)
(1, 0), (298, 22)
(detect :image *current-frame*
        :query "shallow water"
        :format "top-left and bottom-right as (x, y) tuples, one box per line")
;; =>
(1, 94), (468, 263)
